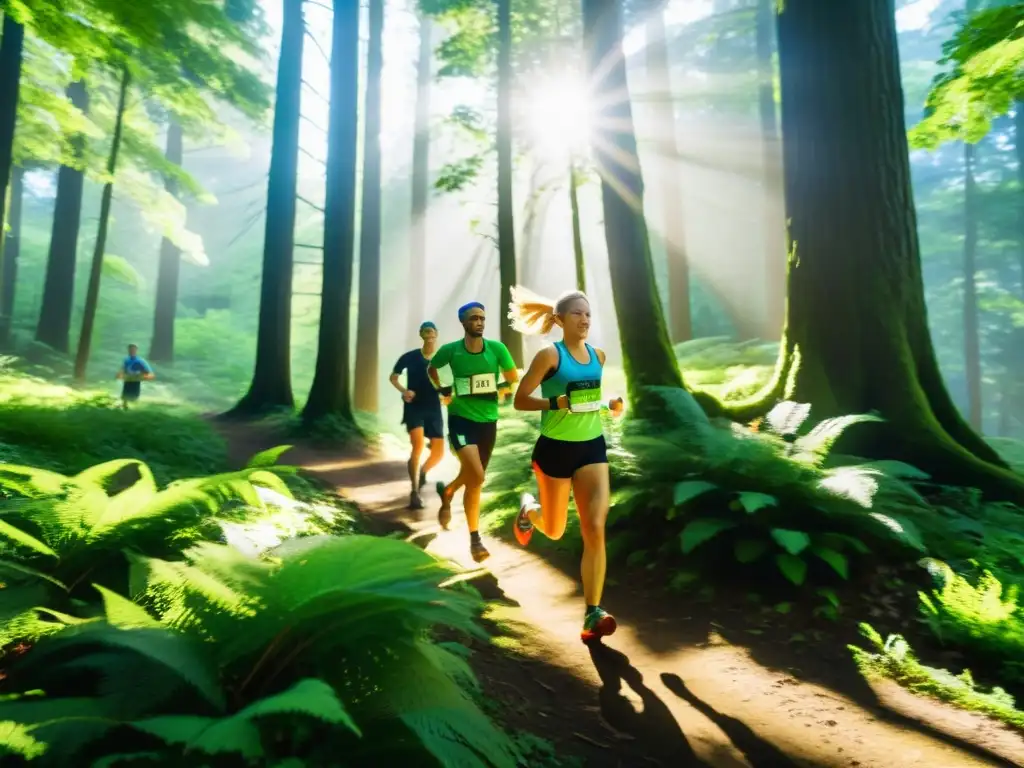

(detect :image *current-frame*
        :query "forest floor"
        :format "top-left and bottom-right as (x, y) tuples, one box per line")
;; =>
(219, 421), (1024, 768)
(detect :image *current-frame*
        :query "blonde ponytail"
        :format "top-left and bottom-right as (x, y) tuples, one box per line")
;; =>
(508, 285), (589, 336)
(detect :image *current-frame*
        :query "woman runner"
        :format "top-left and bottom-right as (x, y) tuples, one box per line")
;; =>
(509, 286), (624, 643)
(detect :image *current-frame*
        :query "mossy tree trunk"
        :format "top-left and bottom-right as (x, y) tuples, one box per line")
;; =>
(73, 66), (130, 384)
(644, 5), (691, 342)
(496, 0), (523, 367)
(407, 15), (431, 341)
(569, 162), (586, 292)
(303, 0), (359, 423)
(962, 141), (982, 430)
(354, 0), (384, 413)
(150, 119), (184, 363)
(581, 0), (684, 409)
(37, 80), (89, 352)
(231, 0), (303, 414)
(0, 15), (24, 292)
(1, 164), (23, 332)
(720, 0), (1023, 499)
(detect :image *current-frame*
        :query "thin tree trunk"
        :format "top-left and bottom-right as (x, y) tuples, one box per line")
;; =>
(37, 80), (89, 352)
(496, 0), (523, 367)
(645, 7), (691, 342)
(569, 162), (586, 292)
(581, 0), (684, 410)
(0, 15), (25, 290)
(150, 120), (184, 362)
(1015, 99), (1023, 298)
(73, 66), (130, 384)
(756, 0), (785, 338)
(354, 0), (384, 413)
(962, 141), (982, 430)
(407, 14), (431, 340)
(718, 0), (1022, 499)
(1, 164), (24, 331)
(231, 0), (304, 414)
(302, 0), (359, 422)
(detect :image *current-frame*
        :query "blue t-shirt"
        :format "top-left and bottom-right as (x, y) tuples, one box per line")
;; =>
(123, 355), (153, 379)
(392, 349), (439, 410)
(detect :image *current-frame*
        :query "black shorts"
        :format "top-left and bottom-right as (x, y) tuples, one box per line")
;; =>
(403, 406), (443, 440)
(122, 381), (142, 401)
(532, 434), (607, 479)
(447, 413), (497, 469)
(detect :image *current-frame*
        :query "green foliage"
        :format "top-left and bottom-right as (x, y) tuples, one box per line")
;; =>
(849, 623), (1024, 729)
(910, 2), (1024, 148)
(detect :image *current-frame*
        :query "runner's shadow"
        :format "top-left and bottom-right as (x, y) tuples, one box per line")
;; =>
(588, 644), (708, 767)
(660, 673), (800, 768)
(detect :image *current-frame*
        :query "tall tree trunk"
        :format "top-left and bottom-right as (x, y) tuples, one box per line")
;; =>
(581, 0), (684, 409)
(644, 6), (691, 342)
(962, 141), (982, 430)
(303, 0), (359, 423)
(0, 15), (24, 290)
(37, 80), (89, 352)
(1016, 100), (1023, 298)
(722, 0), (1021, 499)
(354, 0), (384, 413)
(756, 0), (785, 339)
(569, 162), (586, 292)
(496, 0), (523, 367)
(1, 164), (24, 331)
(150, 119), (184, 363)
(73, 66), (130, 384)
(407, 14), (431, 340)
(232, 0), (303, 414)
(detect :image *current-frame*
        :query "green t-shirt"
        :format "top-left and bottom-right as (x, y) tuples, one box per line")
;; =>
(431, 338), (516, 424)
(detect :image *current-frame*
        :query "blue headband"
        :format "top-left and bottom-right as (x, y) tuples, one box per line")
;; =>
(419, 321), (436, 332)
(458, 302), (484, 321)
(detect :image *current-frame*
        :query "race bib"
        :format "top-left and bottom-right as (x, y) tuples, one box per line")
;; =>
(469, 373), (497, 394)
(454, 377), (472, 396)
(567, 379), (602, 413)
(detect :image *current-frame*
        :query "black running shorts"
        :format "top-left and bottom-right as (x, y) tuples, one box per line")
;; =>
(531, 434), (608, 479)
(447, 413), (498, 469)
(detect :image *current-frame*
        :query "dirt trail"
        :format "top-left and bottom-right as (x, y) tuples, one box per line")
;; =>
(222, 425), (1024, 768)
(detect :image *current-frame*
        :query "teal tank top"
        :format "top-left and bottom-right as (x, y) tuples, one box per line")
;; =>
(540, 342), (604, 442)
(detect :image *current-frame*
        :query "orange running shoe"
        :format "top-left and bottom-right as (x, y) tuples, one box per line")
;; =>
(581, 607), (617, 644)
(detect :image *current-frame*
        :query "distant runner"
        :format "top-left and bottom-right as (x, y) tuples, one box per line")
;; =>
(116, 343), (155, 410)
(428, 301), (519, 563)
(508, 287), (624, 643)
(389, 321), (446, 510)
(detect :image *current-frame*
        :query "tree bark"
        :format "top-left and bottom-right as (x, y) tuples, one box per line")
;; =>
(149, 120), (184, 363)
(644, 7), (691, 342)
(717, 0), (1022, 499)
(302, 0), (359, 423)
(496, 0), (523, 367)
(73, 66), (130, 384)
(37, 80), (89, 352)
(1, 164), (24, 331)
(1015, 100), (1023, 298)
(756, 0), (785, 339)
(0, 15), (24, 294)
(407, 14), (431, 341)
(231, 0), (303, 414)
(962, 141), (982, 430)
(569, 162), (586, 292)
(354, 0), (384, 414)
(581, 0), (684, 409)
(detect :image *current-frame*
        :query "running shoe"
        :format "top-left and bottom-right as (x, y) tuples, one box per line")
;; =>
(470, 537), (490, 564)
(514, 492), (537, 546)
(581, 607), (617, 644)
(436, 480), (452, 530)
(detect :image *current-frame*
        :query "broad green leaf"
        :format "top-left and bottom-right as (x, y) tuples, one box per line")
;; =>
(765, 401), (810, 436)
(246, 445), (294, 468)
(775, 553), (807, 586)
(0, 520), (57, 558)
(0, 559), (67, 589)
(734, 539), (769, 564)
(672, 480), (717, 507)
(679, 518), (737, 554)
(94, 585), (160, 629)
(737, 492), (777, 514)
(869, 513), (925, 551)
(811, 546), (849, 579)
(0, 721), (46, 758)
(770, 529), (811, 556)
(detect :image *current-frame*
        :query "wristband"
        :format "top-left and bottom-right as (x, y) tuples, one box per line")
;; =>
(548, 396), (560, 411)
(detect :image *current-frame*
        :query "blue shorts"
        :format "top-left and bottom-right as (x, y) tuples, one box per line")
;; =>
(403, 406), (443, 440)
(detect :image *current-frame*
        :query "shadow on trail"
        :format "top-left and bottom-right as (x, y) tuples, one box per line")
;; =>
(659, 672), (799, 768)
(588, 644), (708, 767)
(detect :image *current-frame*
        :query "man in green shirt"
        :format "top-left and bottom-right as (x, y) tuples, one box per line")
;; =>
(428, 301), (519, 563)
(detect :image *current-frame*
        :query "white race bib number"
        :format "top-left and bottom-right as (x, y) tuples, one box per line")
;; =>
(567, 380), (602, 413)
(470, 373), (497, 394)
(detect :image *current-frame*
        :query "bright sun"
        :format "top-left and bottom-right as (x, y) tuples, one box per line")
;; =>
(520, 72), (594, 162)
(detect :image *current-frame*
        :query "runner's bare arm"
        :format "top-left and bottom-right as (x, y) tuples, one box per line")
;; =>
(513, 347), (562, 411)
